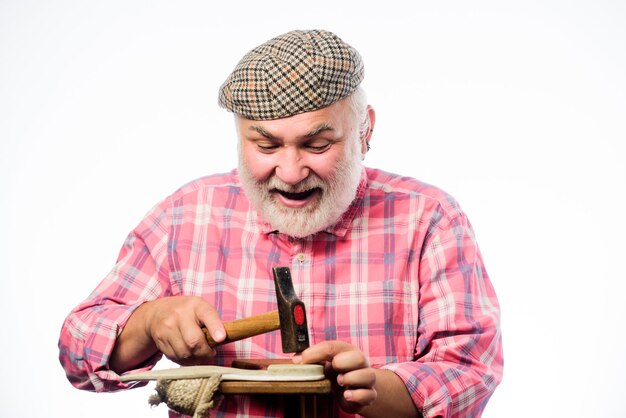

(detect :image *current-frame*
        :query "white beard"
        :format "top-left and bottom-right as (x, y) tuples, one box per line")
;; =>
(238, 145), (363, 238)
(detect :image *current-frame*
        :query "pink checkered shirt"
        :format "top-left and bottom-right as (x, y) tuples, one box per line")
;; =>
(59, 167), (503, 417)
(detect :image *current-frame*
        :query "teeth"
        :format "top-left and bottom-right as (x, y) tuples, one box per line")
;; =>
(278, 189), (316, 200)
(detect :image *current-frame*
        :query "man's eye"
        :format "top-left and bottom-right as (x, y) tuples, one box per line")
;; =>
(257, 144), (279, 152)
(306, 143), (331, 152)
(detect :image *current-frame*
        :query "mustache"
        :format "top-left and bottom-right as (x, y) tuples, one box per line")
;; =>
(263, 174), (327, 193)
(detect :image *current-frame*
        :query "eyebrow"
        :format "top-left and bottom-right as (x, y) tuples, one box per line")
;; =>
(248, 123), (335, 140)
(249, 125), (275, 139)
(304, 123), (334, 138)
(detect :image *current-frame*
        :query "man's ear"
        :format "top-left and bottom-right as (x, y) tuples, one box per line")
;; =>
(361, 105), (376, 155)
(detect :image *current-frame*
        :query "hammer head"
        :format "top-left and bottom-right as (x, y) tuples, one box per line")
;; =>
(272, 267), (310, 353)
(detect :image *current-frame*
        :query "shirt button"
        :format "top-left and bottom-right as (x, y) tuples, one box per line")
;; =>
(297, 253), (306, 263)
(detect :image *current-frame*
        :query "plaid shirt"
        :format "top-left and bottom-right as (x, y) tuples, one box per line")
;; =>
(59, 167), (503, 417)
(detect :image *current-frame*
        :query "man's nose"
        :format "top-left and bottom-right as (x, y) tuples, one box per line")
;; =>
(275, 148), (309, 185)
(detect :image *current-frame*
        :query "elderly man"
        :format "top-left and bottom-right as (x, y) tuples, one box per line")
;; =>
(59, 30), (503, 417)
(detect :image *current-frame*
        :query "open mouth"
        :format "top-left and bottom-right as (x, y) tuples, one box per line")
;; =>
(274, 188), (320, 201)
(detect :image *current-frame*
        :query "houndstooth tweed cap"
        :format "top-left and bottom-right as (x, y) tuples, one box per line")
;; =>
(218, 29), (364, 120)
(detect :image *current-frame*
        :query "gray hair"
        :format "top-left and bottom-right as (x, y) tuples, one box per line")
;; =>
(345, 87), (370, 139)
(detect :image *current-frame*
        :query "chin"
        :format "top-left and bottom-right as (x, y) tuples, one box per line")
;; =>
(262, 198), (338, 238)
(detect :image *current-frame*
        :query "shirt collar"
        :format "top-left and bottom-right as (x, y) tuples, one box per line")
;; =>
(321, 168), (367, 238)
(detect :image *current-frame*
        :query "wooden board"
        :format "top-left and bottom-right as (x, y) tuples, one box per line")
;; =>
(219, 359), (331, 395)
(218, 379), (331, 394)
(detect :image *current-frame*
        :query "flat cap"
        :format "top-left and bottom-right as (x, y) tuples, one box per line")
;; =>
(218, 29), (364, 120)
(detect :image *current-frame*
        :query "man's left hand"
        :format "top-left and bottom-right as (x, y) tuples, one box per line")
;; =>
(293, 341), (377, 414)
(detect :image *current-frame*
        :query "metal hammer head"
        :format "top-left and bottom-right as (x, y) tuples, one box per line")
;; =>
(272, 267), (310, 353)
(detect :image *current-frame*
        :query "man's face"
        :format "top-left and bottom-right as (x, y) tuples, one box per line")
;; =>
(237, 98), (364, 238)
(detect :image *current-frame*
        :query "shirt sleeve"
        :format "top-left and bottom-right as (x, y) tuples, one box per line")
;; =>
(58, 202), (173, 392)
(382, 210), (503, 417)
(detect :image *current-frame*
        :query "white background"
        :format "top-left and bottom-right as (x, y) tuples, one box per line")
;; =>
(1, 1), (625, 417)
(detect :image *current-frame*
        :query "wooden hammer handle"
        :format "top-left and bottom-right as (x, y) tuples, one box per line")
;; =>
(202, 309), (280, 348)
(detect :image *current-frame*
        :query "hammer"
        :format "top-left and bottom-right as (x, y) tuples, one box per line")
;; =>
(202, 267), (309, 353)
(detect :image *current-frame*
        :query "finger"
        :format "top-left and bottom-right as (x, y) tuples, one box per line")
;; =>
(163, 327), (197, 364)
(337, 367), (376, 389)
(196, 304), (226, 345)
(342, 387), (377, 408)
(153, 337), (175, 361)
(299, 341), (353, 364)
(331, 350), (370, 373)
(156, 319), (207, 365)
(153, 328), (193, 365)
(179, 318), (213, 360)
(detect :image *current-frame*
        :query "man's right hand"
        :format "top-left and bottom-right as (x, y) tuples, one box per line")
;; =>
(110, 296), (226, 374)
